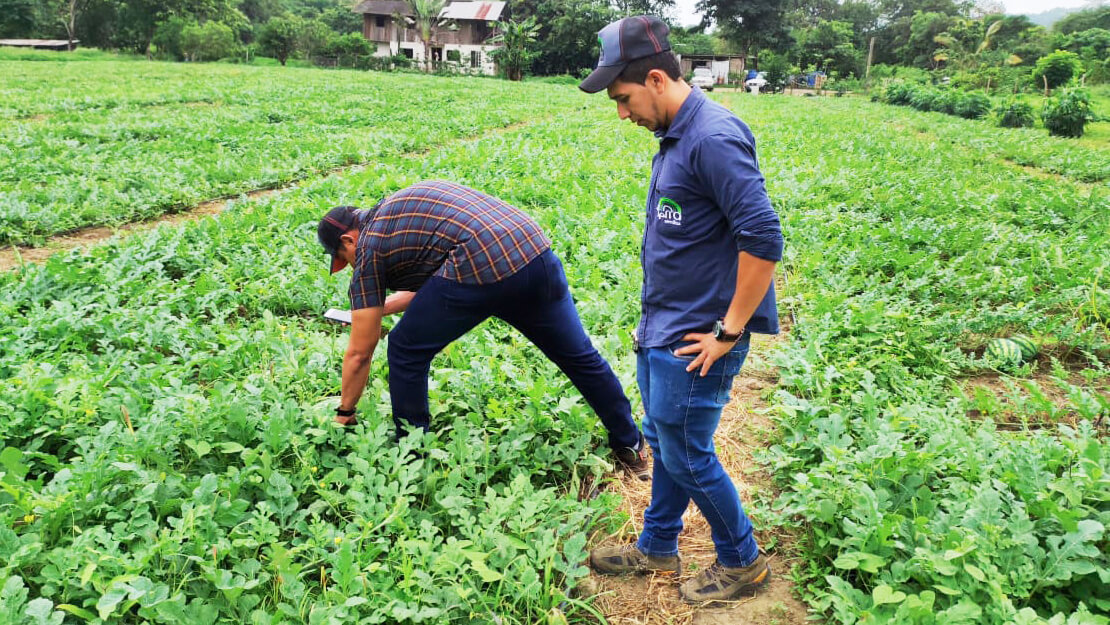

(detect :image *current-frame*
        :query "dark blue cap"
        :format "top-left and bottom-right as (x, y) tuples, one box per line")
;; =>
(579, 15), (671, 93)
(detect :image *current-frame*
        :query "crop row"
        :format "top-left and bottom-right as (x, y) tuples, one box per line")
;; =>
(0, 103), (654, 624)
(0, 60), (589, 245)
(727, 94), (1109, 623)
(0, 81), (1105, 624)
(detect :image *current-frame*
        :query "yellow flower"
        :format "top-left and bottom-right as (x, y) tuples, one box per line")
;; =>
(23, 514), (34, 524)
(334, 536), (342, 545)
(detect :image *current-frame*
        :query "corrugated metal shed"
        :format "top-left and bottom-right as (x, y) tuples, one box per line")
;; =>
(440, 2), (505, 21)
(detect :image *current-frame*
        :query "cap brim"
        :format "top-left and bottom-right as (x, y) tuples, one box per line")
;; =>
(330, 255), (348, 274)
(579, 64), (625, 93)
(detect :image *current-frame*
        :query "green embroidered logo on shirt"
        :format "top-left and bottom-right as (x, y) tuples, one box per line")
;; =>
(657, 197), (682, 226)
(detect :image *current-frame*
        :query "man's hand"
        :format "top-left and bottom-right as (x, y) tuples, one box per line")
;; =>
(674, 333), (736, 377)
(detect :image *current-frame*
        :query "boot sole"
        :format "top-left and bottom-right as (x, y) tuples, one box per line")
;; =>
(589, 555), (680, 576)
(680, 564), (772, 606)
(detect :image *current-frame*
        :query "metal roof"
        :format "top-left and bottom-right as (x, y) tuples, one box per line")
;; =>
(0, 39), (79, 47)
(440, 2), (505, 21)
(352, 1), (414, 17)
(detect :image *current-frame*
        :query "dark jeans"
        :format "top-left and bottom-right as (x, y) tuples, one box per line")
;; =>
(385, 249), (640, 450)
(635, 335), (760, 568)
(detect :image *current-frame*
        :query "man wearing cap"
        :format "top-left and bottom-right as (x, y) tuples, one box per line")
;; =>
(579, 16), (784, 605)
(317, 179), (649, 479)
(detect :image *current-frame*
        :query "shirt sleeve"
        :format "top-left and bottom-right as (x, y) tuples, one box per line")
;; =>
(693, 131), (784, 262)
(348, 245), (385, 310)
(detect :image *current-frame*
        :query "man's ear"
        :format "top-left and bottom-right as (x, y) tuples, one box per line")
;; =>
(646, 69), (668, 92)
(340, 231), (358, 247)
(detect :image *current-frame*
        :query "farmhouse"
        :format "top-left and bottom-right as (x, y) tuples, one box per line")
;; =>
(352, 0), (504, 75)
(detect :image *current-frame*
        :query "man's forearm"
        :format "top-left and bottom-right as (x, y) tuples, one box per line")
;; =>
(339, 345), (376, 411)
(383, 291), (415, 316)
(722, 252), (777, 334)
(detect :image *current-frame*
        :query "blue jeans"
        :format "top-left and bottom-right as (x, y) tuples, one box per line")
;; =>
(385, 250), (640, 450)
(635, 335), (760, 568)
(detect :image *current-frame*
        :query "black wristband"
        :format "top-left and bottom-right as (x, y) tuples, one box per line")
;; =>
(336, 406), (356, 417)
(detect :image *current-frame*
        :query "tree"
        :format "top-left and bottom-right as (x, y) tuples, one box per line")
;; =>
(611, 0), (674, 17)
(152, 15), (192, 59)
(258, 15), (299, 64)
(50, 0), (93, 50)
(1032, 49), (1084, 90)
(795, 19), (860, 76)
(298, 17), (333, 58)
(0, 0), (42, 38)
(897, 10), (956, 68)
(181, 20), (238, 60)
(515, 0), (616, 77)
(699, 0), (792, 59)
(1054, 6), (1110, 35)
(489, 18), (539, 80)
(406, 0), (451, 71)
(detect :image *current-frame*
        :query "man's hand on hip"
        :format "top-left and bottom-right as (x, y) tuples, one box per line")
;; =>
(675, 333), (736, 377)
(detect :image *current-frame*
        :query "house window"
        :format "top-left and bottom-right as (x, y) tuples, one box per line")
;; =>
(401, 47), (414, 59)
(470, 51), (480, 68)
(375, 15), (385, 27)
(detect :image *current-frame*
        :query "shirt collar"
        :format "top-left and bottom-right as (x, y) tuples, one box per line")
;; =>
(655, 86), (707, 142)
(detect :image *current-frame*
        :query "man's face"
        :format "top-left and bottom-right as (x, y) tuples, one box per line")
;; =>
(335, 230), (358, 272)
(607, 73), (666, 132)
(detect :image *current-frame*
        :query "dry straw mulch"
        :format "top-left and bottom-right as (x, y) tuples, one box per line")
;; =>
(586, 334), (812, 625)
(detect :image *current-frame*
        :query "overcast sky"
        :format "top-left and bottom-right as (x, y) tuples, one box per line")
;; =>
(669, 0), (1097, 27)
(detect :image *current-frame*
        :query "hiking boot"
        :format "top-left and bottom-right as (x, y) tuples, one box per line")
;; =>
(589, 543), (681, 575)
(679, 553), (771, 605)
(613, 433), (651, 481)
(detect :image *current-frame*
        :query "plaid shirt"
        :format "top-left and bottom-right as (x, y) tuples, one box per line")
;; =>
(349, 180), (551, 310)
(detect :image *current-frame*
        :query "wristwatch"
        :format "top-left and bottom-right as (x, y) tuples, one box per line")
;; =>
(713, 319), (743, 343)
(336, 406), (356, 417)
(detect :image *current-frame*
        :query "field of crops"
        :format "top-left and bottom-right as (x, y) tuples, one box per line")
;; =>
(0, 53), (584, 245)
(0, 55), (1107, 625)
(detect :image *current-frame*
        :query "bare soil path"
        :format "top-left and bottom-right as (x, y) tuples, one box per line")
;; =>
(589, 331), (812, 625)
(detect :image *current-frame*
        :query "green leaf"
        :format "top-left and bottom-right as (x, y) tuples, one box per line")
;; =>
(872, 584), (907, 605)
(96, 586), (130, 619)
(932, 583), (962, 596)
(56, 604), (97, 620)
(0, 448), (27, 480)
(963, 563), (985, 582)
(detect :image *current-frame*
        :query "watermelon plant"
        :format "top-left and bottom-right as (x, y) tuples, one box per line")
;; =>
(0, 68), (1106, 625)
(0, 58), (590, 245)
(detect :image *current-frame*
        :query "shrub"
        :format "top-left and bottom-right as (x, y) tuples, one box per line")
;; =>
(1041, 88), (1095, 137)
(954, 93), (991, 119)
(181, 21), (239, 62)
(997, 100), (1036, 127)
(152, 16), (190, 61)
(1032, 50), (1084, 90)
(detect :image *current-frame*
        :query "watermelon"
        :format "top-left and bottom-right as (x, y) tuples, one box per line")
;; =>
(1008, 335), (1037, 360)
(985, 338), (1023, 368)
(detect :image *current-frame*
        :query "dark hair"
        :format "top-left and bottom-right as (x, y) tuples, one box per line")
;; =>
(616, 51), (682, 85)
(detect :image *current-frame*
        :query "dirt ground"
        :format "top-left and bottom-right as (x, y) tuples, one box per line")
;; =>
(588, 333), (812, 625)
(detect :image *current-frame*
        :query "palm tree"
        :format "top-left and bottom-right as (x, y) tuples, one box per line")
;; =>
(406, 0), (453, 71)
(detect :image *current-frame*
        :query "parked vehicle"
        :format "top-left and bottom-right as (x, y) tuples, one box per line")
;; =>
(744, 72), (768, 92)
(690, 67), (715, 92)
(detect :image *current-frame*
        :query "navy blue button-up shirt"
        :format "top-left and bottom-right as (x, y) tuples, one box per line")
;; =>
(638, 87), (784, 348)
